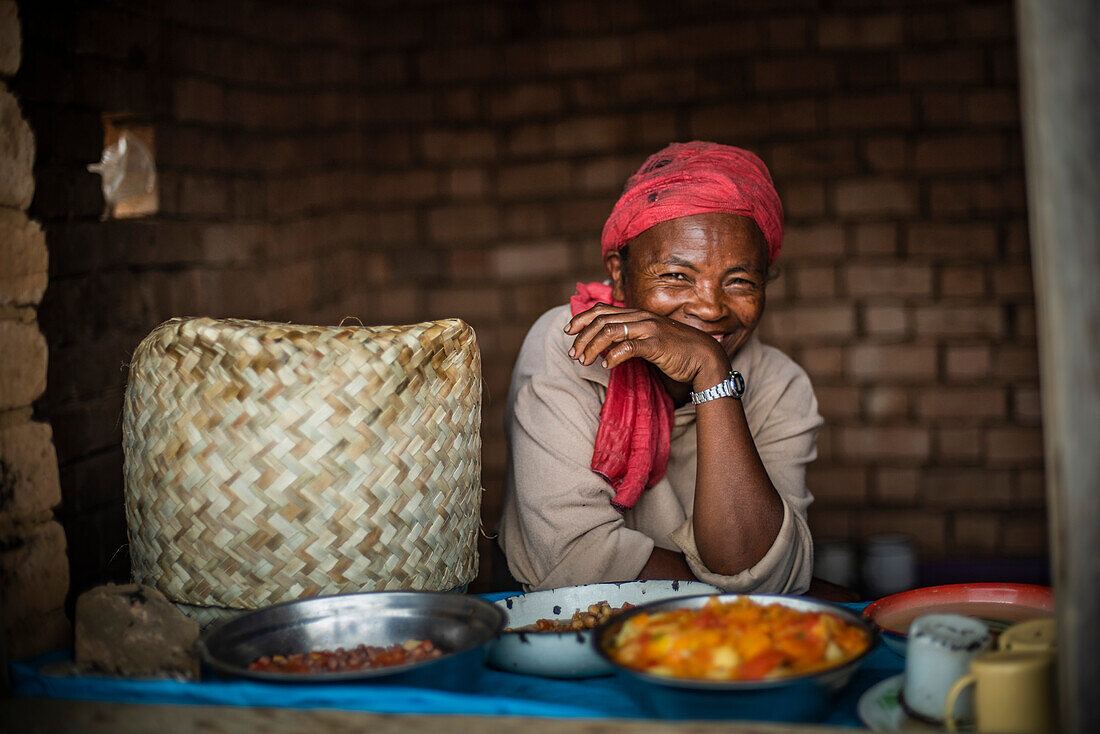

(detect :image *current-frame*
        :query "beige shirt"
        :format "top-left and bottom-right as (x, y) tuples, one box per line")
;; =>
(497, 305), (823, 593)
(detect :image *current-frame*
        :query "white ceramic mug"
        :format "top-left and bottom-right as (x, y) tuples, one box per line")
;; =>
(901, 613), (993, 724)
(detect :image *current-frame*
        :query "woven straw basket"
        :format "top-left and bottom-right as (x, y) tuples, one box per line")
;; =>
(122, 317), (482, 625)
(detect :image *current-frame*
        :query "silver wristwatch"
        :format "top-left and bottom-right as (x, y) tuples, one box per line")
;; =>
(690, 371), (746, 405)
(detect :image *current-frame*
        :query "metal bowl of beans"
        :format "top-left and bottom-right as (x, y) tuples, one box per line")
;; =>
(486, 580), (720, 678)
(197, 591), (504, 685)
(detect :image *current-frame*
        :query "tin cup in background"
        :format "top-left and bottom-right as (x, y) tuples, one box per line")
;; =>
(861, 533), (917, 598)
(813, 539), (858, 589)
(901, 613), (993, 725)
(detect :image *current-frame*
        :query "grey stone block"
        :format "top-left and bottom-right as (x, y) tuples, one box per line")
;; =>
(74, 584), (200, 680)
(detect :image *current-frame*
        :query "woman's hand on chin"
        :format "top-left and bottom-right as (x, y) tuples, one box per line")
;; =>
(564, 303), (730, 389)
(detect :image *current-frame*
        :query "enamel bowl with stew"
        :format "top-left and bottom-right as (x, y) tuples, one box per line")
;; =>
(593, 593), (878, 721)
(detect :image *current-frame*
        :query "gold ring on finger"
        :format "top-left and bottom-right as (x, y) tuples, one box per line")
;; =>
(622, 322), (629, 340)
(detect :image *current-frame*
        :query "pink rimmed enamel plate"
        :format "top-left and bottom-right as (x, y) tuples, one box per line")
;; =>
(863, 583), (1054, 657)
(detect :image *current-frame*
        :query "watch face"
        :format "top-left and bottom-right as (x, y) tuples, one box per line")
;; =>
(730, 371), (745, 397)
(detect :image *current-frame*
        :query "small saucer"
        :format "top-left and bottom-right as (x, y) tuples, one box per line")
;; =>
(858, 674), (972, 732)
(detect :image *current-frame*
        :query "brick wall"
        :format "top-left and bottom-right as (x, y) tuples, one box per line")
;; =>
(12, 0), (1042, 609)
(0, 0), (71, 660)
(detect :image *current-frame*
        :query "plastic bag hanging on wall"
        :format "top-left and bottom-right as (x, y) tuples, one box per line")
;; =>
(87, 130), (157, 215)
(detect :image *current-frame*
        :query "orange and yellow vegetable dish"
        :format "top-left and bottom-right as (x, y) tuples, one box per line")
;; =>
(607, 596), (869, 681)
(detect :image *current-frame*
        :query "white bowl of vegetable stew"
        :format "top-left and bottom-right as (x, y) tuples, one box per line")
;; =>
(487, 580), (720, 678)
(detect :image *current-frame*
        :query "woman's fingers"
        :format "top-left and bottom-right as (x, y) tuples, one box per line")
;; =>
(565, 304), (729, 384)
(569, 309), (650, 365)
(601, 338), (643, 370)
(585, 318), (647, 366)
(563, 302), (615, 334)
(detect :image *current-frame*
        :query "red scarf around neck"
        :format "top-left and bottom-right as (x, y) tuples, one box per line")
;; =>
(569, 281), (675, 511)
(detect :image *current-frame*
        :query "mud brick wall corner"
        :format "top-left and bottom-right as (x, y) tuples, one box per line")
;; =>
(1, 0), (71, 660)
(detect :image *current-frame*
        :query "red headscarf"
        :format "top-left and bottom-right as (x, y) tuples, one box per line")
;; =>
(573, 141), (783, 510)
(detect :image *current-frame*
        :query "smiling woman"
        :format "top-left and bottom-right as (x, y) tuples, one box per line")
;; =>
(496, 142), (824, 594)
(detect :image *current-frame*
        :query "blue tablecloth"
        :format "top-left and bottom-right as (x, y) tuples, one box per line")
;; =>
(10, 597), (902, 727)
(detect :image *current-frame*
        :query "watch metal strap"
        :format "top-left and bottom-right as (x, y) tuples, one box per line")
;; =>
(690, 371), (744, 404)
